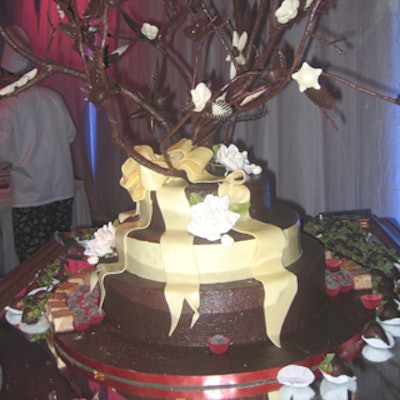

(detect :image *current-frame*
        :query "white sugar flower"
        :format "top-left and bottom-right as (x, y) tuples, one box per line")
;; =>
(141, 23), (159, 40)
(191, 82), (212, 112)
(187, 195), (240, 241)
(84, 222), (116, 259)
(275, 0), (300, 24)
(216, 144), (262, 175)
(226, 31), (248, 79)
(292, 62), (322, 92)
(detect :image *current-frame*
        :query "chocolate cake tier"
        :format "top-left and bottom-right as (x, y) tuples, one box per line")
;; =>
(127, 174), (273, 244)
(103, 228), (325, 347)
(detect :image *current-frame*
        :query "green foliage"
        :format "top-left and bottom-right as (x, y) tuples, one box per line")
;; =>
(304, 217), (400, 274)
(320, 352), (335, 372)
(189, 192), (205, 206)
(229, 202), (250, 218)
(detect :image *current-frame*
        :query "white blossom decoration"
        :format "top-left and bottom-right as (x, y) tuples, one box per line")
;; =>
(141, 22), (159, 40)
(187, 195), (240, 242)
(191, 82), (212, 112)
(0, 68), (38, 96)
(292, 62), (323, 92)
(225, 31), (248, 79)
(216, 144), (262, 175)
(84, 222), (116, 263)
(275, 0), (300, 24)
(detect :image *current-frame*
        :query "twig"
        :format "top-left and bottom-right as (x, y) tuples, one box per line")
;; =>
(323, 71), (400, 105)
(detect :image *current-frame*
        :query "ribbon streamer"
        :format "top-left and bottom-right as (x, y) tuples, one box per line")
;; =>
(90, 190), (154, 308)
(219, 174), (298, 347)
(157, 179), (201, 335)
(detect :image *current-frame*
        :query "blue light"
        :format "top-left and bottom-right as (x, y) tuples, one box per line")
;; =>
(88, 102), (97, 181)
(387, 9), (400, 222)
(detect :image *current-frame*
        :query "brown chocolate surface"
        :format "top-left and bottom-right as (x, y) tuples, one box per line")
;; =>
(55, 288), (372, 376)
(103, 234), (325, 347)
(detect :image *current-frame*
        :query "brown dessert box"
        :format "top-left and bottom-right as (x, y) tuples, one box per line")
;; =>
(341, 260), (372, 290)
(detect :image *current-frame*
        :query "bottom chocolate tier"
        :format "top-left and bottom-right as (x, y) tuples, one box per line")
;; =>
(103, 234), (326, 347)
(53, 286), (373, 399)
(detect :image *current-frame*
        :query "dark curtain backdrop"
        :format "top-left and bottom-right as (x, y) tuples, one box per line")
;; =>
(1, 1), (399, 222)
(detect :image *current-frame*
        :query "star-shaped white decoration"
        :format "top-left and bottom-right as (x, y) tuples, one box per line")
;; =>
(292, 62), (323, 92)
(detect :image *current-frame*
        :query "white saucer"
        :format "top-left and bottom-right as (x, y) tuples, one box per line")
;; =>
(362, 332), (395, 349)
(277, 364), (315, 387)
(378, 316), (400, 326)
(5, 310), (22, 326)
(362, 344), (393, 363)
(378, 320), (400, 337)
(319, 378), (357, 400)
(320, 370), (356, 385)
(279, 384), (315, 400)
(19, 317), (50, 335)
(4, 306), (23, 315)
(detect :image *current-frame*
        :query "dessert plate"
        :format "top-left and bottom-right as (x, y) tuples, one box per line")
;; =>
(5, 310), (22, 326)
(362, 332), (395, 349)
(277, 364), (315, 387)
(4, 306), (23, 315)
(378, 316), (400, 326)
(320, 370), (356, 385)
(278, 384), (315, 400)
(379, 323), (400, 337)
(19, 317), (50, 335)
(361, 345), (393, 363)
(378, 318), (400, 337)
(319, 378), (357, 400)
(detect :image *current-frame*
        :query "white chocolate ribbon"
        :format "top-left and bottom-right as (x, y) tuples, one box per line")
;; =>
(91, 190), (154, 308)
(157, 179), (200, 334)
(219, 172), (298, 347)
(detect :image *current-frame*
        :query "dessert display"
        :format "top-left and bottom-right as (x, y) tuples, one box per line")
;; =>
(95, 161), (326, 348)
(2, 0), (400, 398)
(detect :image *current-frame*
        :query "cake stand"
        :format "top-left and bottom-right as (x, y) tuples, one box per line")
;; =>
(51, 289), (372, 399)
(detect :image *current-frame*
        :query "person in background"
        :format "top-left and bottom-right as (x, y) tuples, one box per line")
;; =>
(0, 25), (77, 262)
